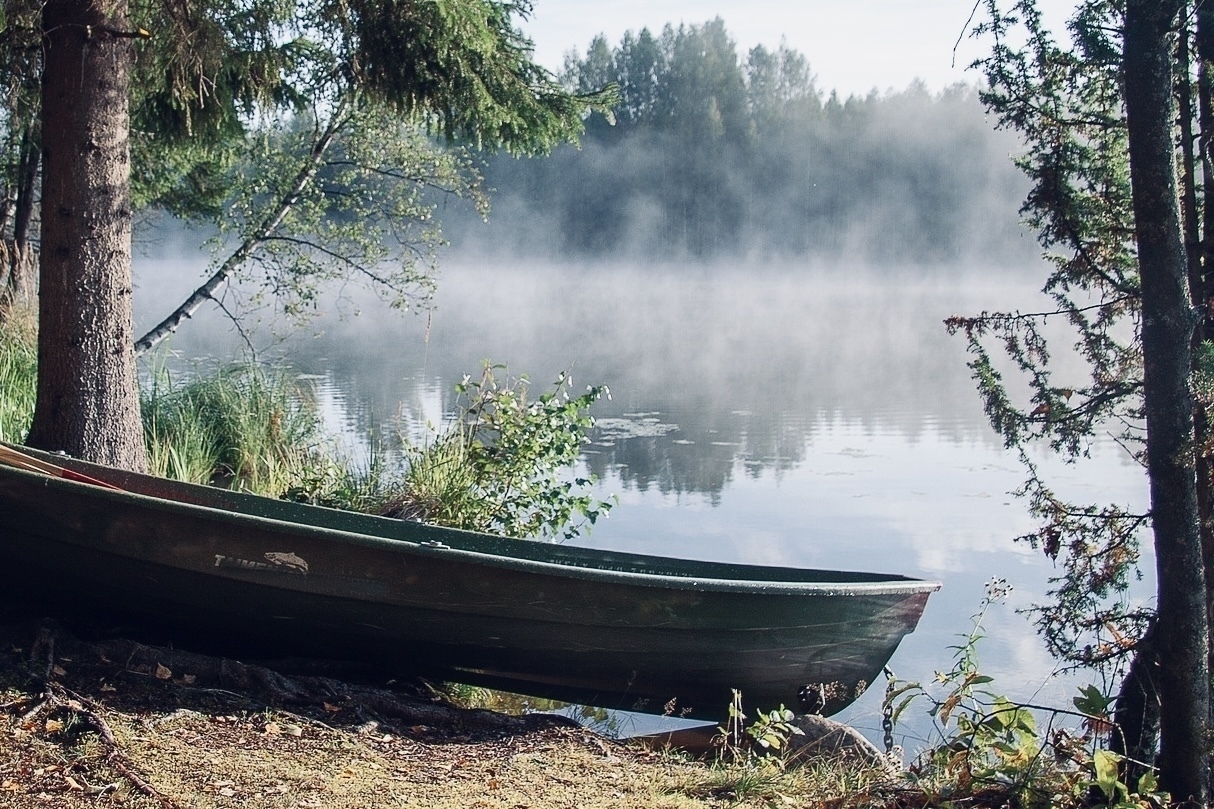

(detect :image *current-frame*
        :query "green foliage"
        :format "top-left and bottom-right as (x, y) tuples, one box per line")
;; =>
(1084, 750), (1169, 809)
(0, 0), (43, 165)
(1, 0), (614, 355)
(4, 333), (610, 540)
(142, 363), (325, 495)
(977, 0), (1137, 293)
(130, 0), (311, 143)
(688, 692), (910, 809)
(127, 0), (313, 215)
(0, 304), (35, 443)
(282, 447), (401, 516)
(127, 0), (606, 174)
(286, 363), (614, 541)
(326, 0), (613, 153)
(214, 100), (487, 322)
(405, 364), (615, 540)
(6, 320), (610, 541)
(123, 0), (618, 323)
(946, 0), (1154, 669)
(745, 704), (803, 753)
(1193, 340), (1214, 405)
(132, 86), (497, 355)
(886, 583), (1168, 809)
(715, 689), (804, 763)
(887, 581), (1057, 803)
(393, 431), (480, 525)
(0, 319), (327, 483)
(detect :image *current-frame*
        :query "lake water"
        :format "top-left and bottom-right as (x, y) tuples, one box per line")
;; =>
(133, 250), (1151, 750)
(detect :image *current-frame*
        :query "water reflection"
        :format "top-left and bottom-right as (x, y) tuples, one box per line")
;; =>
(132, 255), (1151, 746)
(137, 261), (1046, 475)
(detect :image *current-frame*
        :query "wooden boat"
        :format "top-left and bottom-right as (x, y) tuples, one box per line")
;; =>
(0, 443), (939, 720)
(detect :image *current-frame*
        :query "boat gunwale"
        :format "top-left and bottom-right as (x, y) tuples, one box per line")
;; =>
(0, 450), (942, 598)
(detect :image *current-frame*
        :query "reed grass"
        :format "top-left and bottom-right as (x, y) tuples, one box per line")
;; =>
(142, 363), (325, 495)
(282, 421), (503, 528)
(282, 442), (401, 514)
(0, 317), (330, 498)
(390, 433), (480, 522)
(0, 323), (602, 541)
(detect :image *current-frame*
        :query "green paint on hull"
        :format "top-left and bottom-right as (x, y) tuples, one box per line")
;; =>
(0, 444), (938, 719)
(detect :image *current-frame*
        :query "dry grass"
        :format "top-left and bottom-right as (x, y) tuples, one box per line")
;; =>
(1, 703), (904, 809)
(0, 618), (905, 809)
(0, 704), (708, 809)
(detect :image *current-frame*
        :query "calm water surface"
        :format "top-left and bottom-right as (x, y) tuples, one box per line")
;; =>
(134, 254), (1150, 748)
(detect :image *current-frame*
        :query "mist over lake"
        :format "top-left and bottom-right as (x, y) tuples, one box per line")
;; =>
(121, 23), (1157, 746)
(131, 248), (1150, 745)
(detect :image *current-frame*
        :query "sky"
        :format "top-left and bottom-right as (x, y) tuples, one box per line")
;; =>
(521, 0), (1076, 99)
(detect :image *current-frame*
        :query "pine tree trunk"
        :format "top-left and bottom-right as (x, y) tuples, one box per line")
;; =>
(1196, 0), (1214, 712)
(25, 0), (146, 471)
(1124, 0), (1210, 801)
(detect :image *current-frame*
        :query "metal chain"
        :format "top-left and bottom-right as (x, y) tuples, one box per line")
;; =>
(881, 666), (896, 755)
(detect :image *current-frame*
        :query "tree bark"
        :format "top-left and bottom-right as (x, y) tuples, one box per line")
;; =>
(1196, 0), (1214, 716)
(1124, 0), (1211, 801)
(26, 0), (146, 471)
(1180, 7), (1202, 310)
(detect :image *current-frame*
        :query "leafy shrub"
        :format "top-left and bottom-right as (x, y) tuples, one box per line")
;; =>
(287, 363), (615, 541)
(885, 581), (1168, 809)
(445, 364), (613, 539)
(717, 689), (804, 760)
(388, 364), (615, 540)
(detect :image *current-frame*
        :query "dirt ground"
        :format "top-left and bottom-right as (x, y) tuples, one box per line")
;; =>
(0, 617), (891, 809)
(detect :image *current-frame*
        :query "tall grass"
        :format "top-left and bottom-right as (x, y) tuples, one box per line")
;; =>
(282, 439), (400, 514)
(0, 313), (327, 499)
(142, 363), (325, 496)
(0, 304), (36, 444)
(388, 432), (479, 523)
(0, 328), (607, 540)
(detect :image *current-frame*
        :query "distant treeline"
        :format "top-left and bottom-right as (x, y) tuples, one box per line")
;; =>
(445, 19), (1036, 265)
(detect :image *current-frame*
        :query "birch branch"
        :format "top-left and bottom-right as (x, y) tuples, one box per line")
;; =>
(134, 95), (355, 356)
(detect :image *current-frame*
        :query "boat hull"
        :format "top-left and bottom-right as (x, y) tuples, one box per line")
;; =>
(0, 446), (938, 719)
